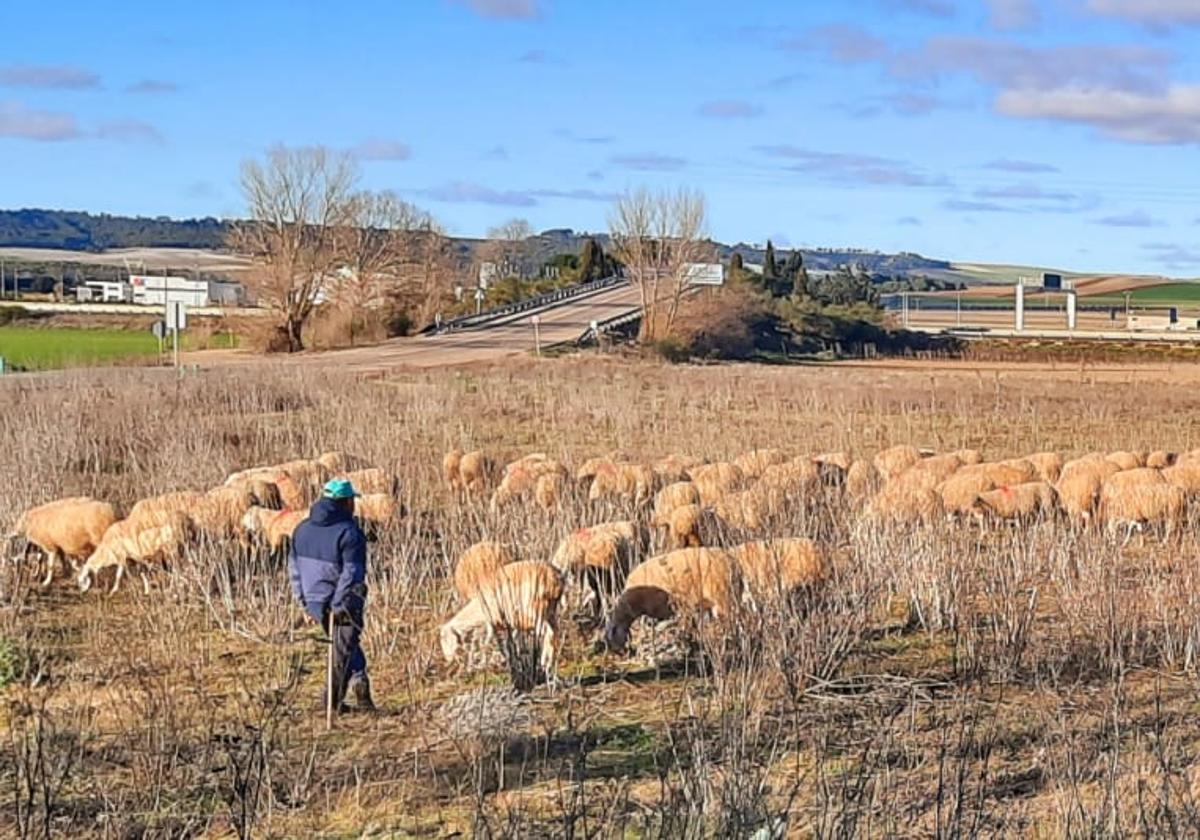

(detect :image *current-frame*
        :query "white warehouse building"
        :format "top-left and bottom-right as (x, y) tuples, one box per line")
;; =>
(130, 275), (244, 307)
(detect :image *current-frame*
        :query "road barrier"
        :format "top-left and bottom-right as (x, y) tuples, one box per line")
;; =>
(423, 275), (625, 334)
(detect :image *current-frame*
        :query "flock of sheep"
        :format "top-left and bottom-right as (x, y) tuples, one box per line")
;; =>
(8, 441), (1200, 688)
(5, 452), (399, 595)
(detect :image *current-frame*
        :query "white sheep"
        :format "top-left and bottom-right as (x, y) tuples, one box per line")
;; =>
(8, 497), (117, 588)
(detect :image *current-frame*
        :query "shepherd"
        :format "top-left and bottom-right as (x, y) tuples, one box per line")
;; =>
(289, 478), (375, 713)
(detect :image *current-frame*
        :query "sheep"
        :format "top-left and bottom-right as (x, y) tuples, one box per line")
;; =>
(339, 467), (398, 496)
(576, 456), (616, 484)
(758, 459), (822, 494)
(844, 459), (881, 502)
(551, 522), (640, 616)
(937, 471), (997, 516)
(652, 453), (704, 484)
(443, 449), (464, 492)
(1107, 451), (1147, 471)
(1026, 451), (1065, 484)
(971, 481), (1057, 523)
(453, 541), (518, 602)
(687, 462), (746, 505)
(729, 538), (826, 607)
(240, 506), (306, 554)
(733, 448), (790, 478)
(1099, 483), (1185, 540)
(1146, 450), (1176, 470)
(666, 504), (705, 549)
(132, 488), (250, 541)
(1055, 458), (1122, 525)
(890, 454), (965, 494)
(1163, 460), (1200, 497)
(439, 560), (565, 681)
(957, 459), (1038, 488)
(588, 462), (657, 506)
(863, 484), (944, 526)
(9, 497), (117, 588)
(651, 481), (701, 528)
(78, 516), (192, 595)
(603, 548), (741, 653)
(315, 451), (359, 473)
(458, 450), (496, 495)
(535, 472), (568, 511)
(814, 451), (853, 471)
(490, 459), (569, 511)
(873, 445), (924, 481)
(354, 493), (400, 533)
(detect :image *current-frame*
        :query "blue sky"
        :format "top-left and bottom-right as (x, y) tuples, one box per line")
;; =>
(2, 0), (1199, 275)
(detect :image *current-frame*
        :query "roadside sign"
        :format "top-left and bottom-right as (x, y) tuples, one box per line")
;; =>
(531, 314), (541, 325)
(151, 320), (166, 340)
(166, 301), (187, 330)
(474, 288), (485, 301)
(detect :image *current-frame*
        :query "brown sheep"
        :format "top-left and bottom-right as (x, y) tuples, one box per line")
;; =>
(957, 459), (1038, 488)
(458, 450), (497, 495)
(971, 482), (1057, 522)
(652, 481), (701, 528)
(1146, 450), (1176, 470)
(604, 548), (741, 653)
(535, 472), (568, 511)
(652, 453), (704, 484)
(1099, 483), (1185, 537)
(315, 451), (356, 474)
(453, 541), (518, 602)
(813, 451), (853, 471)
(873, 445), (924, 481)
(729, 538), (826, 606)
(666, 504), (705, 549)
(339, 467), (398, 496)
(491, 459), (569, 510)
(10, 497), (118, 588)
(1055, 458), (1122, 525)
(1163, 460), (1200, 497)
(354, 493), (400, 528)
(588, 462), (657, 506)
(78, 515), (192, 595)
(758, 459), (822, 494)
(440, 561), (565, 679)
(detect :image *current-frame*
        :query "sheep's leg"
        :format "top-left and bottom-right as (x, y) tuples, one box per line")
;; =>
(538, 622), (558, 682)
(141, 569), (151, 596)
(110, 563), (125, 595)
(39, 551), (59, 588)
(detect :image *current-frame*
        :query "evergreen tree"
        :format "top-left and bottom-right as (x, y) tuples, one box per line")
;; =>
(729, 251), (744, 279)
(578, 237), (601, 282)
(763, 240), (778, 282)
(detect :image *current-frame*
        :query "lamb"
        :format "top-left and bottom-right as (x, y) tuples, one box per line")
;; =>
(603, 548), (741, 653)
(453, 541), (518, 602)
(439, 560), (565, 680)
(78, 515), (192, 594)
(873, 445), (924, 481)
(729, 538), (826, 607)
(1026, 451), (1065, 484)
(651, 481), (701, 528)
(733, 448), (790, 478)
(240, 506), (307, 554)
(9, 497), (118, 587)
(551, 522), (639, 614)
(971, 481), (1057, 522)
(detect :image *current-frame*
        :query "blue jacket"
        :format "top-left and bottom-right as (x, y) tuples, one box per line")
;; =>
(288, 498), (367, 622)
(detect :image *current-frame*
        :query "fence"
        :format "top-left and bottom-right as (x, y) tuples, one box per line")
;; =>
(423, 275), (624, 335)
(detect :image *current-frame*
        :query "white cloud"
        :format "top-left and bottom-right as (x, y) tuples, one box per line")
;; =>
(95, 119), (163, 144)
(996, 84), (1200, 144)
(0, 64), (99, 89)
(0, 101), (81, 141)
(453, 0), (539, 19)
(352, 138), (412, 161)
(985, 0), (1038, 30)
(1088, 0), (1200, 29)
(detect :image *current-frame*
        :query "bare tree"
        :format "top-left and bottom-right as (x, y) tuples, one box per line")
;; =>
(335, 190), (439, 345)
(228, 146), (358, 352)
(608, 188), (710, 342)
(479, 218), (534, 294)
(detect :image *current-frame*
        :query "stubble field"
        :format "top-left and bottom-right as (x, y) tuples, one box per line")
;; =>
(5, 357), (1200, 837)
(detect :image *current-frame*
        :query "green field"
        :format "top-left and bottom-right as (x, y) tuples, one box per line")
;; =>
(1085, 283), (1200, 307)
(0, 327), (234, 370)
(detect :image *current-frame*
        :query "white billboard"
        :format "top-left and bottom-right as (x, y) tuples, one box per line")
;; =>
(684, 263), (724, 286)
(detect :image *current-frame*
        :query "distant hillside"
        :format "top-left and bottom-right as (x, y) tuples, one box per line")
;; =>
(0, 209), (954, 279)
(0, 209), (228, 251)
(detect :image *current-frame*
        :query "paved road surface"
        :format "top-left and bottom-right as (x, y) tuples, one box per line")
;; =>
(315, 281), (643, 371)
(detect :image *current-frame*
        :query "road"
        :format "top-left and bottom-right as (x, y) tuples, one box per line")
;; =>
(313, 281), (643, 371)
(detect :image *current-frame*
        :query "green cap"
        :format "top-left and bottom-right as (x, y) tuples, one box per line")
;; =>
(322, 478), (359, 500)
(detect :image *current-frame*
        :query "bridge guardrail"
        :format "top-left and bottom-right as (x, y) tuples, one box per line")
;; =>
(424, 274), (625, 334)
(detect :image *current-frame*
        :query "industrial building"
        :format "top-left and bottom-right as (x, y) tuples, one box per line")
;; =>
(129, 275), (244, 307)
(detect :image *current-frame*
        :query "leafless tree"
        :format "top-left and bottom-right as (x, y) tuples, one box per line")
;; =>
(228, 146), (358, 352)
(480, 218), (535, 289)
(335, 191), (440, 345)
(608, 188), (711, 342)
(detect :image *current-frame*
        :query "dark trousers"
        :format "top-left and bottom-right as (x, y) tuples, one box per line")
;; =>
(326, 602), (367, 707)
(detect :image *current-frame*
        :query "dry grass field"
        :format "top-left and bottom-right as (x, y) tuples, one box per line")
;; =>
(6, 357), (1200, 837)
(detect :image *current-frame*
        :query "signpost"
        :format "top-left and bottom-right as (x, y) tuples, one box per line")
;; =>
(151, 320), (166, 360)
(531, 314), (542, 356)
(165, 300), (187, 369)
(474, 287), (485, 315)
